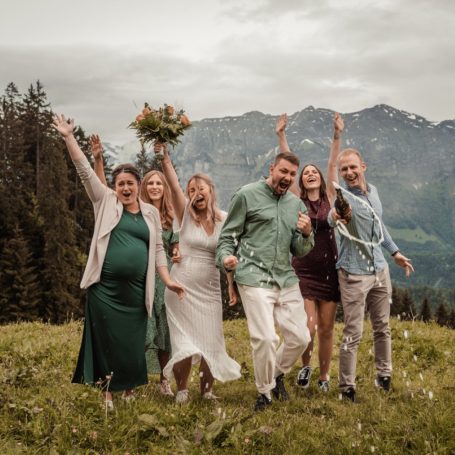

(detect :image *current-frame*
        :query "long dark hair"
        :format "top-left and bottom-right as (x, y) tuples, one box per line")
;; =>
(298, 163), (328, 201)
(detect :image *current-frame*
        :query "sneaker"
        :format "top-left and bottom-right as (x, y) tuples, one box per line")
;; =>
(254, 393), (272, 412)
(175, 389), (190, 404)
(318, 379), (330, 392)
(341, 387), (356, 402)
(105, 399), (114, 411)
(296, 366), (312, 389)
(121, 391), (135, 403)
(377, 376), (391, 392)
(271, 373), (289, 401)
(202, 391), (219, 400)
(159, 379), (174, 397)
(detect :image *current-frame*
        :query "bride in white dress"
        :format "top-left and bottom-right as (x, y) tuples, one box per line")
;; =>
(158, 143), (241, 403)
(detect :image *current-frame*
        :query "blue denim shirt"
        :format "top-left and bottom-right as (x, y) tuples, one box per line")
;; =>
(328, 183), (399, 275)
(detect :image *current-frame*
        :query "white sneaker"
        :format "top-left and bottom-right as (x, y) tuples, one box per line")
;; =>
(175, 389), (189, 404)
(159, 379), (174, 397)
(105, 399), (114, 411)
(202, 391), (219, 400)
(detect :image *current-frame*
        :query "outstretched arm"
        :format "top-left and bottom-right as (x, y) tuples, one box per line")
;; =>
(89, 134), (108, 186)
(157, 142), (186, 225)
(326, 112), (344, 203)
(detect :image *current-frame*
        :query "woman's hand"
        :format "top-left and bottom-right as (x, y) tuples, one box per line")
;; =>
(166, 280), (186, 300)
(89, 134), (103, 160)
(154, 141), (169, 156)
(52, 114), (75, 138)
(171, 245), (182, 264)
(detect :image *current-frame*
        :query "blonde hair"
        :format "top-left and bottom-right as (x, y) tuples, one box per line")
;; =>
(140, 170), (174, 230)
(186, 173), (222, 226)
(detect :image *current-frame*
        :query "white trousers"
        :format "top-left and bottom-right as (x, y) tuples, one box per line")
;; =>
(238, 283), (310, 394)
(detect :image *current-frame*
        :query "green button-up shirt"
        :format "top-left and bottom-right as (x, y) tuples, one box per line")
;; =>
(216, 179), (314, 289)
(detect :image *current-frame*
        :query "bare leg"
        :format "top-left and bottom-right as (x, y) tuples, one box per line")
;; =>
(301, 298), (318, 367)
(199, 357), (214, 395)
(158, 350), (170, 382)
(316, 300), (337, 380)
(173, 357), (192, 391)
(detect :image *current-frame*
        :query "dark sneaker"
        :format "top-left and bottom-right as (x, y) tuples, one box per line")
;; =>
(254, 394), (272, 412)
(272, 373), (290, 401)
(296, 366), (312, 389)
(377, 376), (391, 392)
(318, 379), (330, 392)
(341, 387), (356, 402)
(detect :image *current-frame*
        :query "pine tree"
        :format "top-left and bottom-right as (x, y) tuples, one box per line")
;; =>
(419, 297), (432, 322)
(390, 285), (403, 318)
(401, 290), (416, 320)
(135, 144), (153, 177)
(448, 309), (455, 329)
(0, 225), (41, 323)
(434, 302), (448, 326)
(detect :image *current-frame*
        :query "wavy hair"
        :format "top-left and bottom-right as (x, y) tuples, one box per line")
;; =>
(186, 173), (223, 226)
(298, 163), (328, 201)
(140, 170), (174, 230)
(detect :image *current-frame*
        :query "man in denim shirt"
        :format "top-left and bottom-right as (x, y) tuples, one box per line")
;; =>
(328, 146), (413, 402)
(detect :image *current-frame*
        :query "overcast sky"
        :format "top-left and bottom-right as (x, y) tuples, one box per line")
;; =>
(1, 0), (454, 143)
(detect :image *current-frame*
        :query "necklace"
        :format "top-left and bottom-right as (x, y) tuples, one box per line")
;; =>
(127, 210), (141, 222)
(307, 198), (322, 235)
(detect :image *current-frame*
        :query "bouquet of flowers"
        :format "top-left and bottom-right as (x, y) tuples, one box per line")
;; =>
(129, 103), (191, 147)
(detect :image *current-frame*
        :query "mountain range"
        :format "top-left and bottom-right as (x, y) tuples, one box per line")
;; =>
(104, 104), (455, 290)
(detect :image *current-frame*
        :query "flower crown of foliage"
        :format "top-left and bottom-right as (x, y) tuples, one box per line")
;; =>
(129, 103), (191, 147)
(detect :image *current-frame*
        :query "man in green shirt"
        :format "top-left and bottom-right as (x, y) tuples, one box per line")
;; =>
(216, 152), (314, 411)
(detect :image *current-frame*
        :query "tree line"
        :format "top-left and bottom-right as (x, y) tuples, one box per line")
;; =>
(0, 81), (454, 328)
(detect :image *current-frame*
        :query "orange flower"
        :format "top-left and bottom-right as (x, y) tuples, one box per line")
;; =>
(142, 106), (152, 116)
(136, 114), (145, 122)
(180, 114), (191, 126)
(166, 105), (175, 115)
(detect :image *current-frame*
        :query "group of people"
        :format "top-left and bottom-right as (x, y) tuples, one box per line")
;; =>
(52, 110), (413, 411)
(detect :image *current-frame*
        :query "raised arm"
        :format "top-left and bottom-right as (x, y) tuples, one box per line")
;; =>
(89, 134), (108, 186)
(276, 113), (291, 152)
(158, 142), (186, 225)
(52, 115), (85, 161)
(326, 112), (344, 203)
(276, 113), (300, 196)
(52, 114), (106, 203)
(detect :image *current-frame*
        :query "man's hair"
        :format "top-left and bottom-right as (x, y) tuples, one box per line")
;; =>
(274, 151), (300, 167)
(338, 148), (364, 163)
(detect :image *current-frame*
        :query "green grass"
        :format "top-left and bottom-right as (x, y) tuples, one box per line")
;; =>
(1, 319), (454, 454)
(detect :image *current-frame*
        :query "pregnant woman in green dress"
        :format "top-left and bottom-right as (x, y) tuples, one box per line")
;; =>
(52, 115), (185, 410)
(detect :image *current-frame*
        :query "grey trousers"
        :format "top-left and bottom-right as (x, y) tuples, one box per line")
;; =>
(338, 266), (392, 391)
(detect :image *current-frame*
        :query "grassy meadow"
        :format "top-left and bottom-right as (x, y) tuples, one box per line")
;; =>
(1, 318), (454, 454)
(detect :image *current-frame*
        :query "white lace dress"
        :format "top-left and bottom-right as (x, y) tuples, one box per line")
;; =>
(163, 206), (241, 382)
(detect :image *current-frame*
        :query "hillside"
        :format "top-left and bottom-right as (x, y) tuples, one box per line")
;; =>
(1, 319), (454, 454)
(111, 104), (455, 290)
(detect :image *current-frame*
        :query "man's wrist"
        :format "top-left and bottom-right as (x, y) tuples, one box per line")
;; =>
(392, 250), (400, 257)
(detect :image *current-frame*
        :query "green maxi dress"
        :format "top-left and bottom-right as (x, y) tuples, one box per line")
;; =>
(73, 210), (150, 391)
(145, 229), (178, 374)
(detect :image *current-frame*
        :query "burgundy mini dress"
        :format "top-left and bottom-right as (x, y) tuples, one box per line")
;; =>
(292, 196), (340, 302)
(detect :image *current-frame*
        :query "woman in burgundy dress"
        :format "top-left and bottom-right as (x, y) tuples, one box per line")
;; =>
(276, 112), (344, 391)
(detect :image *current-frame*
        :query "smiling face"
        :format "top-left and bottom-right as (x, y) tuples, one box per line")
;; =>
(338, 151), (367, 191)
(267, 158), (298, 195)
(188, 177), (211, 212)
(114, 172), (140, 209)
(301, 165), (321, 190)
(145, 173), (164, 204)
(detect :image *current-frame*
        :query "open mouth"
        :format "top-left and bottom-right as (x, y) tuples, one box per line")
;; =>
(278, 181), (290, 191)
